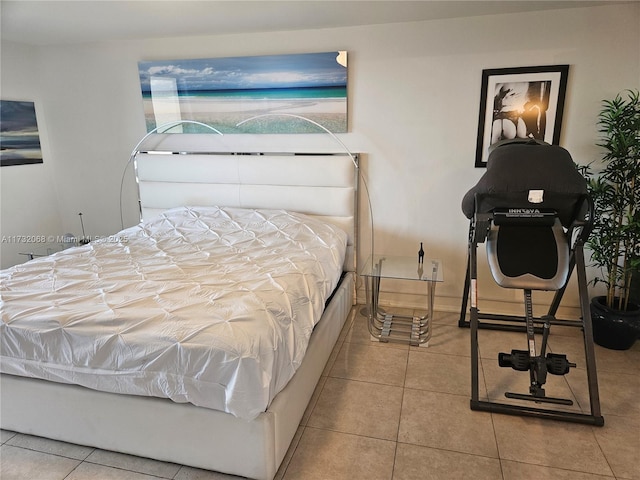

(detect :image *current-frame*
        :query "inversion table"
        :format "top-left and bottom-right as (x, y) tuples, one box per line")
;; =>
(459, 139), (604, 426)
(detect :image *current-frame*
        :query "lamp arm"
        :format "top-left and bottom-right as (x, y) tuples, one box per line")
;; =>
(236, 114), (357, 168)
(236, 113), (375, 271)
(119, 121), (223, 229)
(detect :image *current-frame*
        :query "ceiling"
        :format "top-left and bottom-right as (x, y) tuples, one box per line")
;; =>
(1, 0), (623, 46)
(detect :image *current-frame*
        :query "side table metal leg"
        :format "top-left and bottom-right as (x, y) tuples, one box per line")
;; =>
(366, 273), (385, 341)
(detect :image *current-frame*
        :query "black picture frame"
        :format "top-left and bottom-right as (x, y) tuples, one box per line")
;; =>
(474, 64), (569, 167)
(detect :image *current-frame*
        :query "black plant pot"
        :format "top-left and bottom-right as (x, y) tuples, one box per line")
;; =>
(591, 296), (640, 350)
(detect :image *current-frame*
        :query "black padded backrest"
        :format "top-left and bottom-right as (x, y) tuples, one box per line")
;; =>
(495, 225), (558, 279)
(486, 218), (570, 291)
(462, 141), (587, 226)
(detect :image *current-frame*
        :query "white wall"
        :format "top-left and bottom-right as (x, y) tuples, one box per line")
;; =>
(0, 42), (62, 267)
(2, 3), (639, 316)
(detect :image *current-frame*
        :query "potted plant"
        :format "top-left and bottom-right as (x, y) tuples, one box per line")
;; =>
(583, 89), (640, 349)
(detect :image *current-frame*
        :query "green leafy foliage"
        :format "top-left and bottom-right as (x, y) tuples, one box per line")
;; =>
(582, 90), (640, 311)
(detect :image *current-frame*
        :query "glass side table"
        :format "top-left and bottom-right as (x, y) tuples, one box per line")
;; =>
(361, 255), (443, 346)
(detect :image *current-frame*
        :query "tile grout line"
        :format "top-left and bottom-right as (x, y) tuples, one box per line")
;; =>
(479, 351), (507, 479)
(389, 329), (413, 480)
(589, 422), (618, 479)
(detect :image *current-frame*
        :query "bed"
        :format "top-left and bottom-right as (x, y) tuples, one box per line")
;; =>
(0, 135), (359, 480)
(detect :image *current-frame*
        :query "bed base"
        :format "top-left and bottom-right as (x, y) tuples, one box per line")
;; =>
(1, 272), (354, 480)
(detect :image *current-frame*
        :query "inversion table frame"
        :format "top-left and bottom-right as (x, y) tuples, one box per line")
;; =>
(459, 194), (604, 426)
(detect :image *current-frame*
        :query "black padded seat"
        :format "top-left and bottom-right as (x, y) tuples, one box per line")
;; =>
(463, 139), (587, 291)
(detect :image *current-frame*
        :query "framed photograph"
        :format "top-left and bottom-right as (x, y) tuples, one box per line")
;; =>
(474, 64), (569, 167)
(0, 100), (43, 167)
(138, 51), (348, 134)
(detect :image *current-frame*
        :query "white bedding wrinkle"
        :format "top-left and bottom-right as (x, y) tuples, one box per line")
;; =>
(0, 206), (347, 420)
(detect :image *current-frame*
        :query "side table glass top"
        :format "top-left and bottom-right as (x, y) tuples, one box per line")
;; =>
(360, 255), (443, 282)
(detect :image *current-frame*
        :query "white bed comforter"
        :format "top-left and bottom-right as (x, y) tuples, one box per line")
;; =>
(0, 206), (347, 420)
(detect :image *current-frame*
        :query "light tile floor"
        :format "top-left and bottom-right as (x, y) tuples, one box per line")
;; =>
(2, 306), (639, 480)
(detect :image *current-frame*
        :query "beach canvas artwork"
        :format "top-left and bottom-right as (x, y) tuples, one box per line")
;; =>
(138, 51), (348, 134)
(0, 100), (43, 167)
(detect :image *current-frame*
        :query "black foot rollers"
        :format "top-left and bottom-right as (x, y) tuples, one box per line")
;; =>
(498, 350), (576, 375)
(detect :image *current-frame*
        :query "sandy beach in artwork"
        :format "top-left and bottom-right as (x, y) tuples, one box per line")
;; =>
(143, 96), (347, 133)
(183, 96), (344, 114)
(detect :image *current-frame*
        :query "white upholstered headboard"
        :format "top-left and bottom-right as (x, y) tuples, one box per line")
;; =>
(134, 146), (358, 273)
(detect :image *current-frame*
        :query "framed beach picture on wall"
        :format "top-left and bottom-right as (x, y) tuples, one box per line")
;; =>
(138, 51), (348, 134)
(0, 100), (43, 167)
(474, 64), (569, 167)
